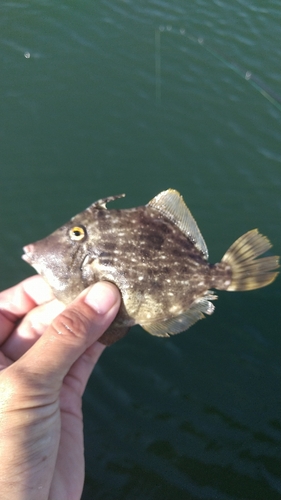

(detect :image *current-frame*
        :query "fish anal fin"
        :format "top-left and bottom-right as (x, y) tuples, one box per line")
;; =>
(148, 189), (209, 259)
(99, 326), (130, 345)
(140, 294), (216, 337)
(141, 323), (170, 337)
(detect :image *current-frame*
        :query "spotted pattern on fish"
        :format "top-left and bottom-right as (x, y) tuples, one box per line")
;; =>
(22, 189), (279, 345)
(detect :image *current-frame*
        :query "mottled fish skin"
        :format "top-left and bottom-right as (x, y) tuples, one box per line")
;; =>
(22, 190), (279, 345)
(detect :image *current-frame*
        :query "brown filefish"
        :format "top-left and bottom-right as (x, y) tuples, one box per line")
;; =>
(22, 189), (279, 345)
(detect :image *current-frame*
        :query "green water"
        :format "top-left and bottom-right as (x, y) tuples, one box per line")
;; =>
(1, 1), (280, 499)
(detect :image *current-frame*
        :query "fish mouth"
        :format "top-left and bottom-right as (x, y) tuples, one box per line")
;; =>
(22, 244), (34, 265)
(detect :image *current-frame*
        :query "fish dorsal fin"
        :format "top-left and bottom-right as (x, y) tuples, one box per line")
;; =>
(91, 193), (126, 210)
(140, 293), (216, 337)
(148, 189), (209, 259)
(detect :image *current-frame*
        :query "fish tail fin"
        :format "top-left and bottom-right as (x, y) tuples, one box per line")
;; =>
(221, 229), (279, 291)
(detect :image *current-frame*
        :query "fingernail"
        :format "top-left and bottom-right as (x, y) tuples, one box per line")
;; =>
(85, 282), (119, 315)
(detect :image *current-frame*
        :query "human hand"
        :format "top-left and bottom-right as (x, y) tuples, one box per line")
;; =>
(0, 275), (121, 500)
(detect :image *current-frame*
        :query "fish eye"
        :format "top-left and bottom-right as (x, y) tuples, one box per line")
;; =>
(69, 226), (87, 241)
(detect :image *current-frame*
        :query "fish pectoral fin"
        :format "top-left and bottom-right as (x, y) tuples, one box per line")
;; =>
(140, 296), (216, 337)
(99, 326), (130, 346)
(147, 189), (209, 260)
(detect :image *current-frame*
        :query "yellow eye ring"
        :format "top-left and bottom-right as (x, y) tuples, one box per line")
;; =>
(69, 226), (86, 241)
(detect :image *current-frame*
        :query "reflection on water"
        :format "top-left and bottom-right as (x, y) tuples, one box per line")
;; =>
(155, 25), (281, 111)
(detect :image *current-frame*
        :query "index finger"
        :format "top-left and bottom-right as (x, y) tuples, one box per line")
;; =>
(0, 275), (55, 341)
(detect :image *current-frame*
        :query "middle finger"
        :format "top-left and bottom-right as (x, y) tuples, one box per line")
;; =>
(1, 299), (65, 361)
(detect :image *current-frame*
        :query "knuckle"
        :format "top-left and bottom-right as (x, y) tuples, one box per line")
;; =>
(0, 366), (38, 408)
(51, 307), (92, 341)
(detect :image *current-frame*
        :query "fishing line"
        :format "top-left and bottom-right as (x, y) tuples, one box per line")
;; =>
(155, 25), (281, 111)
(155, 27), (162, 103)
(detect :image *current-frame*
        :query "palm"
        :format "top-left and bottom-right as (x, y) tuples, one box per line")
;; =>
(0, 289), (84, 499)
(0, 276), (107, 500)
(49, 375), (86, 500)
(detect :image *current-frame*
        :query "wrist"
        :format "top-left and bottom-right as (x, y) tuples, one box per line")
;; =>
(0, 371), (59, 500)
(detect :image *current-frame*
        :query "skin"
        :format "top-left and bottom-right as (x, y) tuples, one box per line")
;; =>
(0, 275), (121, 500)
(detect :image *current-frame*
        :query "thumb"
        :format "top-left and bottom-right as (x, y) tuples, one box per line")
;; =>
(18, 281), (121, 390)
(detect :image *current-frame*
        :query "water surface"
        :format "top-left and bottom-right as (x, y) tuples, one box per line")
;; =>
(0, 1), (280, 499)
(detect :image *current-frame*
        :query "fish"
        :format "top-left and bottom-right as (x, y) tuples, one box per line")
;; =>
(22, 189), (279, 345)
